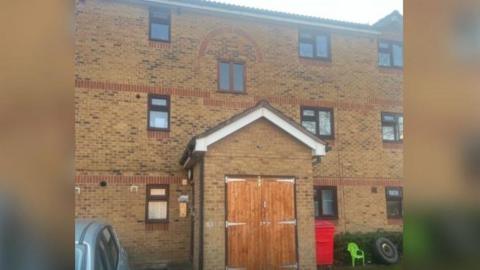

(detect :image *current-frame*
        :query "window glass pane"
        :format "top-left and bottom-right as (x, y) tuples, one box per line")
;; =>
(314, 195), (320, 218)
(299, 42), (314, 58)
(387, 201), (402, 217)
(387, 188), (401, 197)
(383, 114), (395, 122)
(379, 42), (390, 49)
(219, 62), (230, 90)
(150, 23), (169, 41)
(315, 35), (329, 58)
(149, 111), (168, 129)
(392, 44), (403, 67)
(318, 111), (332, 136)
(321, 189), (334, 216)
(302, 121), (317, 134)
(233, 63), (244, 92)
(151, 98), (167, 106)
(150, 188), (166, 196)
(102, 229), (111, 242)
(378, 52), (391, 66)
(148, 201), (167, 219)
(398, 116), (404, 140)
(302, 109), (315, 117)
(382, 126), (395, 140)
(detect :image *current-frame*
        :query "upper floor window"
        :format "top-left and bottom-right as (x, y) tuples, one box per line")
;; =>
(301, 107), (334, 139)
(149, 7), (170, 42)
(314, 186), (338, 219)
(385, 187), (403, 219)
(218, 61), (245, 93)
(378, 40), (403, 68)
(381, 112), (403, 142)
(148, 95), (170, 130)
(299, 31), (331, 60)
(146, 184), (169, 223)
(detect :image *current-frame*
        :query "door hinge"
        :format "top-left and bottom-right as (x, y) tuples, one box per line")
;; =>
(276, 178), (295, 183)
(278, 219), (296, 225)
(225, 177), (246, 183)
(280, 263), (298, 269)
(226, 221), (246, 228)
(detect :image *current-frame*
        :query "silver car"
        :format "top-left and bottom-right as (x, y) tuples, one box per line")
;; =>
(75, 219), (130, 270)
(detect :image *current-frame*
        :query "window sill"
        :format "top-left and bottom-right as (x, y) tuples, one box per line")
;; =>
(299, 57), (332, 66)
(378, 66), (403, 73)
(148, 40), (171, 49)
(322, 139), (335, 147)
(383, 141), (403, 149)
(315, 218), (339, 225)
(148, 130), (170, 140)
(387, 218), (403, 225)
(217, 90), (247, 95)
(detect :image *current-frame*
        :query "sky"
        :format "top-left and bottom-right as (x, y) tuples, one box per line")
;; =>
(212, 0), (403, 25)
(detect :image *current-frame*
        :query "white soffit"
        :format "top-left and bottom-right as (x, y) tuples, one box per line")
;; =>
(194, 107), (326, 156)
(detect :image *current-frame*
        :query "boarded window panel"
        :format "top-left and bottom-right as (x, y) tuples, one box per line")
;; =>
(149, 111), (168, 129)
(382, 126), (395, 141)
(299, 42), (314, 58)
(219, 62), (230, 90)
(315, 35), (329, 58)
(302, 121), (317, 134)
(148, 201), (167, 220)
(392, 44), (403, 67)
(150, 23), (169, 41)
(233, 63), (244, 92)
(318, 111), (332, 136)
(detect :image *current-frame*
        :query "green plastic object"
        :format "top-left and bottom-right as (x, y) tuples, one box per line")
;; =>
(347, 242), (366, 267)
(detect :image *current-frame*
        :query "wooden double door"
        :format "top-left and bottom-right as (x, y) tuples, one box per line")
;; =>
(226, 176), (297, 270)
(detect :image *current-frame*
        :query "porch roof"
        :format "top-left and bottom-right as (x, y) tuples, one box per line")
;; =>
(179, 100), (327, 168)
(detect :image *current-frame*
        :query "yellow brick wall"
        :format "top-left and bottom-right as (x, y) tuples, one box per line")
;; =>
(74, 0), (403, 268)
(203, 119), (316, 270)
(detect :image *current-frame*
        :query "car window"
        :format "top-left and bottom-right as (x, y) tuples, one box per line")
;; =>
(102, 228), (119, 269)
(95, 240), (109, 270)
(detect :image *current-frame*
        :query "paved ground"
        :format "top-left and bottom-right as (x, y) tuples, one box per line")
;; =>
(332, 264), (402, 270)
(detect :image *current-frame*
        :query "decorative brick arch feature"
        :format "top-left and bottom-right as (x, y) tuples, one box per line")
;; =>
(197, 26), (264, 62)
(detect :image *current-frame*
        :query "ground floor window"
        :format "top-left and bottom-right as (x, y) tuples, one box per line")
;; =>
(146, 184), (169, 223)
(314, 186), (338, 219)
(385, 187), (403, 219)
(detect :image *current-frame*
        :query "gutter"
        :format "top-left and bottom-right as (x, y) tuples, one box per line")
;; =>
(143, 0), (381, 35)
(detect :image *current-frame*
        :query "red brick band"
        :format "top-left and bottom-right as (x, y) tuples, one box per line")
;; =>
(75, 175), (183, 184)
(75, 79), (402, 110)
(314, 177), (403, 187)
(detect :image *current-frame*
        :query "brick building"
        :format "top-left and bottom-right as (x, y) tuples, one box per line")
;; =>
(74, 0), (403, 269)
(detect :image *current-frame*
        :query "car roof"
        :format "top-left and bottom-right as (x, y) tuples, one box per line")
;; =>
(75, 219), (109, 243)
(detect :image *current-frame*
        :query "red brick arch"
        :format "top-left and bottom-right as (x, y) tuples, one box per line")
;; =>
(197, 26), (264, 62)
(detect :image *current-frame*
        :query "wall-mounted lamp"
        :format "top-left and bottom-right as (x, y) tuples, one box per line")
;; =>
(129, 185), (138, 192)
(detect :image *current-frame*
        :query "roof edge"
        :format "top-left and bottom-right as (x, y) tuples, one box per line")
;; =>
(142, 0), (381, 35)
